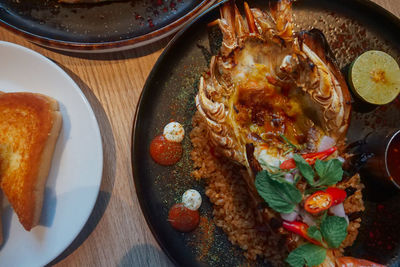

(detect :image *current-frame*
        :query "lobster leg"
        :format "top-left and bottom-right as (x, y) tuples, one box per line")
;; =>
(219, 1), (237, 56)
(244, 2), (257, 34)
(196, 77), (226, 124)
(270, 0), (294, 41)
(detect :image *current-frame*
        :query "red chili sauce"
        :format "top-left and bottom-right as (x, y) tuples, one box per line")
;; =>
(168, 203), (200, 232)
(387, 133), (400, 185)
(149, 135), (182, 165)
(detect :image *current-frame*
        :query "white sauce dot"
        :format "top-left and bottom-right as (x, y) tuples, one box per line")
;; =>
(163, 122), (185, 143)
(182, 189), (202, 211)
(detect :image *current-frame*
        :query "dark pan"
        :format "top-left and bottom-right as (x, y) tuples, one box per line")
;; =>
(132, 0), (400, 266)
(0, 0), (214, 52)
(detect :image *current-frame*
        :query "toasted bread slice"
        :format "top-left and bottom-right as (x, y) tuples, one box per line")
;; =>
(0, 92), (62, 231)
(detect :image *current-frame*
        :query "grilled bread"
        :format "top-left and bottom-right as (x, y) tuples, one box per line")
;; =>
(0, 92), (62, 231)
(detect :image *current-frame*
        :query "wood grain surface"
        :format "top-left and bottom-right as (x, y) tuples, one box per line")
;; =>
(0, 1), (399, 266)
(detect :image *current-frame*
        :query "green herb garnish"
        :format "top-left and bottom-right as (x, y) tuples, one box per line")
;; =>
(255, 170), (302, 213)
(307, 226), (323, 243)
(285, 215), (349, 266)
(271, 154), (348, 266)
(293, 154), (315, 185)
(293, 172), (302, 184)
(286, 243), (327, 267)
(280, 134), (298, 150)
(292, 156), (343, 187)
(283, 147), (294, 155)
(314, 159), (344, 187)
(320, 215), (348, 248)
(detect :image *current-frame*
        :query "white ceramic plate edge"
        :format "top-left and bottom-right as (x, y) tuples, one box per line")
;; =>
(0, 41), (103, 267)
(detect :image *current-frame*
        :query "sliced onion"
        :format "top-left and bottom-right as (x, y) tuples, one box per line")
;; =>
(281, 206), (299, 222)
(284, 173), (294, 183)
(281, 211), (299, 222)
(299, 209), (317, 226)
(337, 156), (345, 163)
(318, 136), (335, 152)
(329, 203), (349, 224)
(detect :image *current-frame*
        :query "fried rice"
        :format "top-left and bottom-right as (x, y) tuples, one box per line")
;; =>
(190, 111), (365, 265)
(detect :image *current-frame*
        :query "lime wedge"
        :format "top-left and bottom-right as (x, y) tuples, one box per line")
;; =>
(349, 50), (400, 105)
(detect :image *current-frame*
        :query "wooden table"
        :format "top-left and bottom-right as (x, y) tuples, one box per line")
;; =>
(0, 1), (399, 266)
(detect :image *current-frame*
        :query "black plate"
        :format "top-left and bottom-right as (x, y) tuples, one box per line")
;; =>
(132, 0), (400, 266)
(0, 0), (213, 51)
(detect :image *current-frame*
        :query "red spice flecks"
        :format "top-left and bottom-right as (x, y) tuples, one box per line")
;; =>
(170, 1), (176, 9)
(155, 0), (163, 6)
(365, 203), (397, 255)
(148, 18), (155, 28)
(394, 97), (400, 110)
(377, 204), (385, 212)
(134, 13), (143, 21)
(369, 232), (374, 238)
(163, 7), (168, 12)
(188, 216), (215, 261)
(378, 105), (388, 112)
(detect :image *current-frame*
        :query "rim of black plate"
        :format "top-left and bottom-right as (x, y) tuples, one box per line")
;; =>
(0, 0), (214, 52)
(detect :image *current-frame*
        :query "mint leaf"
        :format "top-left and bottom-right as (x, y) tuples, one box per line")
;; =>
(293, 154), (315, 185)
(269, 171), (288, 182)
(314, 159), (343, 186)
(293, 172), (302, 184)
(293, 172), (301, 184)
(255, 170), (302, 213)
(307, 226), (323, 243)
(286, 243), (327, 267)
(320, 215), (348, 248)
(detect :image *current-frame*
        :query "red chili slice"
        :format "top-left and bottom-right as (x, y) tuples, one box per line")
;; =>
(280, 146), (338, 170)
(326, 187), (347, 205)
(304, 191), (333, 214)
(304, 187), (347, 214)
(282, 221), (322, 246)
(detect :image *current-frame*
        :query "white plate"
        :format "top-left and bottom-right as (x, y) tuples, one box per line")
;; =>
(0, 41), (103, 267)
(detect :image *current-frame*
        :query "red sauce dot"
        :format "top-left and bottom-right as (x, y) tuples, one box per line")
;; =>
(150, 135), (182, 165)
(168, 203), (200, 232)
(148, 19), (154, 28)
(377, 204), (385, 212)
(369, 232), (374, 238)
